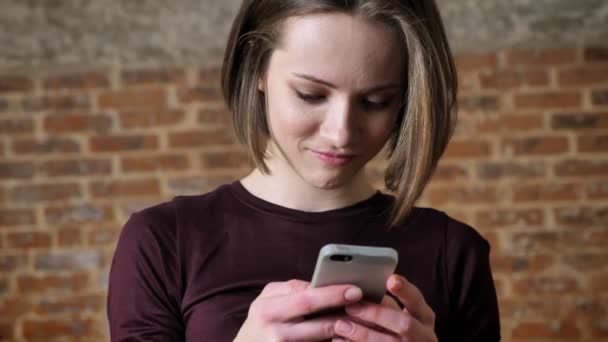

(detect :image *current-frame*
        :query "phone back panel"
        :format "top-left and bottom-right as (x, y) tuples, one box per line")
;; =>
(310, 244), (398, 303)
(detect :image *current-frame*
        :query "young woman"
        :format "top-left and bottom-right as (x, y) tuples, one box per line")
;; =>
(108, 1), (501, 341)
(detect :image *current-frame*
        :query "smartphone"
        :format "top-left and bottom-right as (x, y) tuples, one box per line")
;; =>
(310, 244), (399, 303)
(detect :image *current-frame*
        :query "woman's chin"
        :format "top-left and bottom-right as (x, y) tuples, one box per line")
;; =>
(302, 174), (349, 190)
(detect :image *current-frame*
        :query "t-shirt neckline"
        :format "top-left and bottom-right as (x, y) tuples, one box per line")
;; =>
(228, 180), (390, 223)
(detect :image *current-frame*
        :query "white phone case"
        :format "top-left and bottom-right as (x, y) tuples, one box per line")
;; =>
(310, 244), (399, 303)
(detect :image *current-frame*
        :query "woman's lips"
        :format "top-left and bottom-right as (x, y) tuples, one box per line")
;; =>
(310, 150), (355, 166)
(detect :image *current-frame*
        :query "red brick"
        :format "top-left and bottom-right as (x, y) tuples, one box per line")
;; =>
(34, 251), (103, 271)
(120, 109), (185, 129)
(558, 67), (608, 86)
(40, 159), (112, 177)
(98, 88), (166, 109)
(121, 154), (190, 172)
(554, 206), (608, 227)
(563, 253), (608, 271)
(512, 183), (580, 202)
(45, 204), (114, 226)
(35, 294), (104, 315)
(513, 276), (579, 295)
(43, 71), (110, 90)
(9, 183), (81, 203)
(508, 231), (561, 253)
(584, 47), (608, 63)
(0, 161), (35, 179)
(43, 114), (112, 133)
(0, 297), (33, 318)
(0, 321), (14, 340)
(477, 114), (544, 133)
(457, 95), (500, 112)
(178, 85), (222, 104)
(563, 228), (608, 248)
(17, 273), (89, 294)
(0, 255), (27, 273)
(592, 274), (608, 292)
(167, 175), (237, 195)
(477, 161), (546, 180)
(593, 89), (608, 106)
(6, 231), (52, 249)
(587, 180), (608, 199)
(578, 134), (608, 152)
(427, 185), (498, 206)
(88, 228), (119, 246)
(551, 112), (608, 130)
(122, 67), (185, 86)
(90, 178), (161, 198)
(476, 208), (544, 228)
(57, 227), (82, 247)
(572, 297), (608, 318)
(199, 68), (221, 83)
(506, 48), (577, 66)
(201, 150), (249, 169)
(12, 138), (81, 155)
(514, 92), (581, 109)
(480, 69), (549, 89)
(0, 209), (36, 227)
(22, 318), (95, 339)
(0, 277), (8, 294)
(454, 52), (498, 72)
(0, 118), (34, 135)
(0, 97), (8, 111)
(168, 129), (236, 148)
(491, 254), (554, 273)
(443, 139), (492, 159)
(503, 136), (569, 156)
(512, 321), (581, 339)
(198, 107), (231, 125)
(22, 94), (90, 112)
(0, 75), (33, 93)
(430, 163), (469, 181)
(89, 134), (158, 152)
(555, 159), (608, 177)
(591, 320), (608, 338)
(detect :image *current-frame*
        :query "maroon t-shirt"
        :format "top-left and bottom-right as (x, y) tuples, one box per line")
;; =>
(107, 181), (500, 341)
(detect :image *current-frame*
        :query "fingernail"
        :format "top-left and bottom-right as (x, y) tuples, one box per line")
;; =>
(390, 277), (403, 289)
(346, 303), (362, 315)
(344, 287), (362, 301)
(335, 320), (354, 334)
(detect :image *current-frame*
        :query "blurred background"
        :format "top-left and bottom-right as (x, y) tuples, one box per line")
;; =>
(0, 0), (607, 340)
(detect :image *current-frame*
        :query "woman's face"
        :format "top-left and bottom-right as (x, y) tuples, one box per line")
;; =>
(261, 12), (405, 190)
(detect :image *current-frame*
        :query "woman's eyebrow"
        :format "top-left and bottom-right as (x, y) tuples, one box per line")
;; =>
(292, 73), (401, 92)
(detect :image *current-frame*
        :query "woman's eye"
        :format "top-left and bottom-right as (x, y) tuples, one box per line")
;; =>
(295, 90), (325, 103)
(362, 99), (390, 111)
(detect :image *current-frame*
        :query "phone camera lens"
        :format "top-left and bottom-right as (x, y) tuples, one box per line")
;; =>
(330, 254), (353, 262)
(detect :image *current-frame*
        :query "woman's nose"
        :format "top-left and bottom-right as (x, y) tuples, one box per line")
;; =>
(319, 99), (357, 148)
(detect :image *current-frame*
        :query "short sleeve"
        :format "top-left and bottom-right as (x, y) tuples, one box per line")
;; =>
(445, 220), (501, 341)
(107, 208), (184, 341)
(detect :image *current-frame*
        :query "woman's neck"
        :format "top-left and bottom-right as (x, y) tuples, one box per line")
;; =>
(240, 167), (377, 213)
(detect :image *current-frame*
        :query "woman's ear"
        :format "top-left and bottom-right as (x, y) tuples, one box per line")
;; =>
(258, 76), (266, 92)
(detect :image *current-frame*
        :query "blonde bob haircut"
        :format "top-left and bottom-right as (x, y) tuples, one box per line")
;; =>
(222, 0), (458, 227)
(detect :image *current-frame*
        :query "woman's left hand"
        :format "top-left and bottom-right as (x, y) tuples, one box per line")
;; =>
(331, 274), (437, 342)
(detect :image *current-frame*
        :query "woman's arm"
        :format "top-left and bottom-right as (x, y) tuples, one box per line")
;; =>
(107, 212), (184, 341)
(445, 220), (501, 341)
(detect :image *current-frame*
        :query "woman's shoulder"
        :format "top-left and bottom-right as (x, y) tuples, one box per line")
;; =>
(121, 183), (237, 239)
(402, 206), (490, 252)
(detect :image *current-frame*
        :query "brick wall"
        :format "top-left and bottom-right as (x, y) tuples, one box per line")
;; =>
(0, 46), (607, 341)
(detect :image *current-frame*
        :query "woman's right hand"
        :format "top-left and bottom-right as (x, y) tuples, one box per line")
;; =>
(233, 279), (363, 341)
